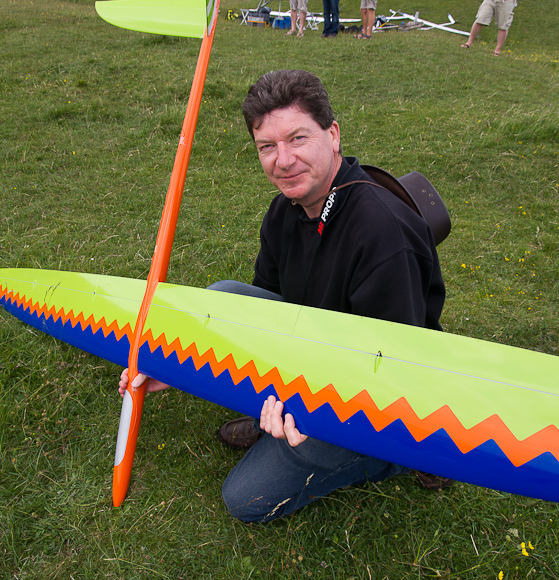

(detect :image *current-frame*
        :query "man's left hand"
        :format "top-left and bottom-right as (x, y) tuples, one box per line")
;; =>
(259, 395), (308, 447)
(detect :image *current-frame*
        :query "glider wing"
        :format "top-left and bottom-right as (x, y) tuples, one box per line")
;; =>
(95, 0), (216, 38)
(0, 269), (141, 368)
(3, 268), (559, 503)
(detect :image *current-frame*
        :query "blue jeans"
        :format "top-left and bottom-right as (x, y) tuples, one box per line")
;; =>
(222, 434), (411, 523)
(209, 280), (410, 523)
(322, 0), (339, 35)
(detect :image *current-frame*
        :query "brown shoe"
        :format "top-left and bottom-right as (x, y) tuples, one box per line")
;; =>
(415, 471), (454, 491)
(217, 416), (263, 450)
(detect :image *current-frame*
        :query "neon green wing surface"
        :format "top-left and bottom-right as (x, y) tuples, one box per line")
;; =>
(2, 267), (559, 502)
(95, 0), (217, 38)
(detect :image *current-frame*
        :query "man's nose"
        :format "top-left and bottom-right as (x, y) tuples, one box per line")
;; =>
(276, 142), (294, 169)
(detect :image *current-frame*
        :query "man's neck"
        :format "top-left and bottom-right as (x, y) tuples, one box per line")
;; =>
(301, 155), (343, 219)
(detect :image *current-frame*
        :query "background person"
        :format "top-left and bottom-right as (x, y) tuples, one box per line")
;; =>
(285, 0), (307, 37)
(461, 0), (516, 55)
(321, 0), (339, 37)
(356, 0), (377, 39)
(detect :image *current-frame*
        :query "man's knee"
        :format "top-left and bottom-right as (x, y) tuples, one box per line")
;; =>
(222, 475), (269, 523)
(207, 279), (283, 301)
(206, 279), (237, 292)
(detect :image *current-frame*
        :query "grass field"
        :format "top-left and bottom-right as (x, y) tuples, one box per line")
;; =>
(1, 0), (558, 578)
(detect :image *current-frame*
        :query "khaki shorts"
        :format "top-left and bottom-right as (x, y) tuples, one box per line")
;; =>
(289, 0), (308, 12)
(361, 0), (378, 9)
(475, 0), (515, 30)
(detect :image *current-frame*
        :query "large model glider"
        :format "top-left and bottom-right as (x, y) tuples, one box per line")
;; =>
(2, 1), (559, 508)
(2, 269), (559, 503)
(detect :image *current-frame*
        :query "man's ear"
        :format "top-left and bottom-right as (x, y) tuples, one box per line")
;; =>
(329, 121), (341, 153)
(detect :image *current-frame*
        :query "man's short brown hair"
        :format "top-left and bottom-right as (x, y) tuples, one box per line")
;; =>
(242, 70), (336, 139)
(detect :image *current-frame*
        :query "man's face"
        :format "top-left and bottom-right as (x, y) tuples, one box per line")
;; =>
(253, 105), (341, 218)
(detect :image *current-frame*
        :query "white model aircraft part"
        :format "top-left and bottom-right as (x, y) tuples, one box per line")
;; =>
(385, 13), (407, 21)
(270, 11), (360, 24)
(444, 14), (456, 26)
(389, 10), (468, 36)
(419, 13), (457, 30)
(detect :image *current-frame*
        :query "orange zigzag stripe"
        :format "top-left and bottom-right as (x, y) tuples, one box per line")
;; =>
(1, 286), (133, 343)
(3, 284), (558, 468)
(141, 328), (559, 468)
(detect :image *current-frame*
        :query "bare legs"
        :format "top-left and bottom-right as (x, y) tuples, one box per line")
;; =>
(287, 10), (306, 36)
(361, 8), (375, 36)
(461, 21), (483, 48)
(461, 22), (508, 55)
(299, 11), (307, 35)
(358, 8), (374, 37)
(494, 28), (508, 55)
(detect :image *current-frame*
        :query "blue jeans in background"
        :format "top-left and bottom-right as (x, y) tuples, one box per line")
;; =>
(208, 280), (411, 523)
(322, 0), (340, 35)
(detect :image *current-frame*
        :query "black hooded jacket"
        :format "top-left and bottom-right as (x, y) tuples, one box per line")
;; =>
(253, 156), (445, 330)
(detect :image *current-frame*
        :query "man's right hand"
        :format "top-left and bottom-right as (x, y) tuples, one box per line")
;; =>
(118, 368), (171, 398)
(260, 395), (308, 447)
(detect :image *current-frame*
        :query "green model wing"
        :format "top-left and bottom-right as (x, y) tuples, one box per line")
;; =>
(95, 0), (213, 38)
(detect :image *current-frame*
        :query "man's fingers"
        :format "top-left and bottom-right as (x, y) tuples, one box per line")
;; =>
(284, 413), (308, 447)
(118, 368), (129, 398)
(118, 369), (170, 398)
(259, 397), (270, 428)
(131, 373), (147, 388)
(260, 396), (306, 444)
(261, 395), (277, 432)
(268, 398), (286, 439)
(118, 369), (147, 397)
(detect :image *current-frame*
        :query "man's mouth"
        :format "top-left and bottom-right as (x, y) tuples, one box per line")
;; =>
(278, 172), (302, 182)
